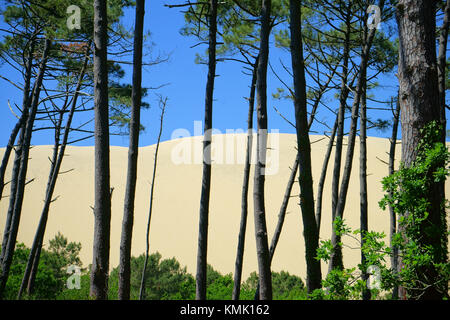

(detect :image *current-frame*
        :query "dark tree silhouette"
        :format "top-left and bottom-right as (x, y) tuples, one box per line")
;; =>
(119, 0), (146, 300)
(90, 0), (111, 300)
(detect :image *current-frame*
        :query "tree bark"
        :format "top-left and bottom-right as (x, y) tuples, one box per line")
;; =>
(289, 0), (322, 292)
(388, 95), (400, 300)
(396, 0), (445, 300)
(253, 0), (272, 300)
(196, 0), (217, 300)
(90, 0), (111, 300)
(0, 39), (50, 299)
(359, 75), (370, 301)
(232, 57), (257, 301)
(119, 0), (145, 301)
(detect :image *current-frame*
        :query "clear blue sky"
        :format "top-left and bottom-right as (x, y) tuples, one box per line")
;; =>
(0, 1), (436, 148)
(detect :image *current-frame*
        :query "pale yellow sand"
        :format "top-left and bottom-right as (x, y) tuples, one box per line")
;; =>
(0, 134), (448, 282)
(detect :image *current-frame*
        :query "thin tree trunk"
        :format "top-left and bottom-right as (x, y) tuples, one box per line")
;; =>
(232, 57), (257, 301)
(0, 39), (51, 299)
(0, 113), (26, 203)
(0, 40), (35, 263)
(90, 0), (111, 300)
(119, 0), (145, 301)
(139, 98), (167, 300)
(359, 76), (370, 301)
(289, 0), (322, 292)
(253, 78), (327, 298)
(196, 0), (217, 301)
(253, 153), (299, 300)
(329, 0), (385, 271)
(388, 95), (400, 300)
(306, 63), (340, 235)
(253, 0), (272, 301)
(396, 0), (444, 300)
(269, 155), (299, 264)
(330, 7), (352, 233)
(435, 0), (449, 298)
(18, 47), (91, 299)
(315, 116), (338, 233)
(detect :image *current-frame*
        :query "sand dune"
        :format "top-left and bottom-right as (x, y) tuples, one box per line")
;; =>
(0, 134), (448, 281)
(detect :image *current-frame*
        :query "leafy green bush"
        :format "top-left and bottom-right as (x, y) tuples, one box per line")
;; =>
(1, 232), (82, 300)
(107, 252), (195, 300)
(241, 270), (306, 300)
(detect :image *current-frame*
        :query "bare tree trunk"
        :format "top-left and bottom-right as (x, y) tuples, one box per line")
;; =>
(330, 8), (352, 244)
(436, 0), (449, 297)
(269, 155), (299, 264)
(139, 98), (167, 300)
(396, 0), (445, 300)
(0, 40), (35, 263)
(196, 0), (217, 301)
(289, 0), (322, 292)
(329, 0), (385, 271)
(253, 0), (272, 301)
(388, 95), (400, 300)
(359, 76), (370, 301)
(0, 39), (50, 299)
(232, 57), (257, 301)
(254, 75), (327, 298)
(119, 0), (145, 301)
(0, 114), (26, 203)
(18, 47), (91, 299)
(90, 0), (111, 300)
(316, 116), (338, 233)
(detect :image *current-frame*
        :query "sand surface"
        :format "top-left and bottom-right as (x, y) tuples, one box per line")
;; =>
(0, 134), (448, 281)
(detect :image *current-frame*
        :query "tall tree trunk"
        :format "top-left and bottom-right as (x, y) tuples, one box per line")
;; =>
(329, 0), (385, 271)
(359, 76), (370, 301)
(0, 39), (35, 263)
(119, 0), (145, 301)
(139, 98), (167, 300)
(90, 0), (111, 300)
(254, 74), (326, 298)
(232, 57), (257, 301)
(388, 95), (400, 299)
(396, 0), (445, 300)
(436, 0), (449, 298)
(196, 0), (217, 301)
(22, 108), (64, 298)
(289, 0), (322, 292)
(330, 7), (352, 239)
(253, 0), (272, 301)
(0, 39), (50, 299)
(18, 47), (91, 299)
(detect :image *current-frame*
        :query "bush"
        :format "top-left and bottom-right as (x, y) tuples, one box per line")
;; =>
(1, 232), (83, 300)
(108, 252), (196, 300)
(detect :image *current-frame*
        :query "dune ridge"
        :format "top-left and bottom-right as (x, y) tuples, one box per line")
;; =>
(0, 134), (448, 281)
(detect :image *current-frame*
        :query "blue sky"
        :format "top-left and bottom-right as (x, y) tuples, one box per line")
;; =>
(0, 1), (431, 148)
